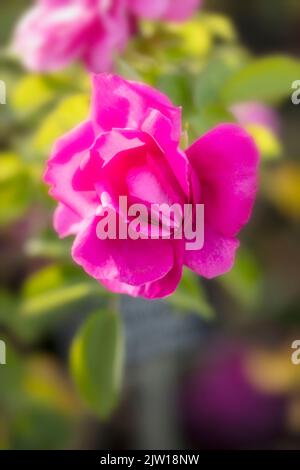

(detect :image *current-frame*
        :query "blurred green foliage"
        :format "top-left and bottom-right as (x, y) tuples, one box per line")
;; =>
(70, 310), (124, 419)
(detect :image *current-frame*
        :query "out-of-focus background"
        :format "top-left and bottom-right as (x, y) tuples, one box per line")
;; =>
(0, 0), (300, 450)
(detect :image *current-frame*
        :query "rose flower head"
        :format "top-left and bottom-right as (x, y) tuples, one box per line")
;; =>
(44, 74), (259, 299)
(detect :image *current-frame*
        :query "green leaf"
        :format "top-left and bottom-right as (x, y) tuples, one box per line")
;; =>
(70, 310), (124, 419)
(21, 282), (99, 317)
(33, 93), (89, 154)
(156, 73), (193, 111)
(221, 55), (300, 105)
(167, 269), (214, 320)
(0, 152), (32, 225)
(11, 75), (57, 116)
(194, 49), (246, 108)
(20, 264), (103, 317)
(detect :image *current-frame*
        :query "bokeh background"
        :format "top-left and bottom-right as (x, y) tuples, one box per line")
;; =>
(0, 0), (300, 450)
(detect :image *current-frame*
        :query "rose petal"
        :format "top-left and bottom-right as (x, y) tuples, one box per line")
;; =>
(184, 227), (240, 279)
(72, 216), (174, 286)
(129, 0), (200, 21)
(44, 120), (97, 218)
(186, 124), (259, 237)
(91, 74), (181, 139)
(53, 203), (83, 238)
(99, 240), (184, 299)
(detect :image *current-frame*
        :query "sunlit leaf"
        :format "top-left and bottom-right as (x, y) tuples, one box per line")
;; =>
(246, 124), (282, 160)
(11, 75), (57, 116)
(200, 13), (237, 42)
(166, 17), (212, 58)
(0, 152), (32, 225)
(33, 94), (89, 154)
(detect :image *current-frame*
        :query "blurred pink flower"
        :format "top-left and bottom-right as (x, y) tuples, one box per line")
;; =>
(12, 0), (130, 73)
(12, 0), (201, 73)
(128, 0), (201, 21)
(231, 102), (280, 135)
(44, 74), (259, 299)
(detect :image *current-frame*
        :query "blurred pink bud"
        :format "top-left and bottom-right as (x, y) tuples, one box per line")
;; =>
(12, 0), (130, 72)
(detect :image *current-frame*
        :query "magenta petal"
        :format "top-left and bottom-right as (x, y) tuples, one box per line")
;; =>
(91, 74), (181, 138)
(72, 216), (174, 286)
(184, 227), (240, 279)
(142, 109), (189, 197)
(129, 0), (170, 19)
(129, 0), (200, 21)
(44, 121), (97, 217)
(53, 203), (83, 238)
(73, 129), (146, 192)
(164, 0), (201, 21)
(186, 124), (259, 238)
(99, 241), (184, 299)
(140, 240), (184, 298)
(98, 278), (142, 297)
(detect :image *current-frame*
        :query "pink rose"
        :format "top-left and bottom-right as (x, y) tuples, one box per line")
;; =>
(128, 0), (201, 21)
(12, 0), (129, 73)
(44, 74), (258, 299)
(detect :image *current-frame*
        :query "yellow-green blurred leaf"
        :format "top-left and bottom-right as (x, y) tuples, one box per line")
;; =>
(246, 124), (282, 160)
(20, 264), (104, 317)
(11, 75), (57, 116)
(0, 152), (32, 225)
(200, 13), (237, 42)
(33, 93), (89, 154)
(166, 17), (212, 58)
